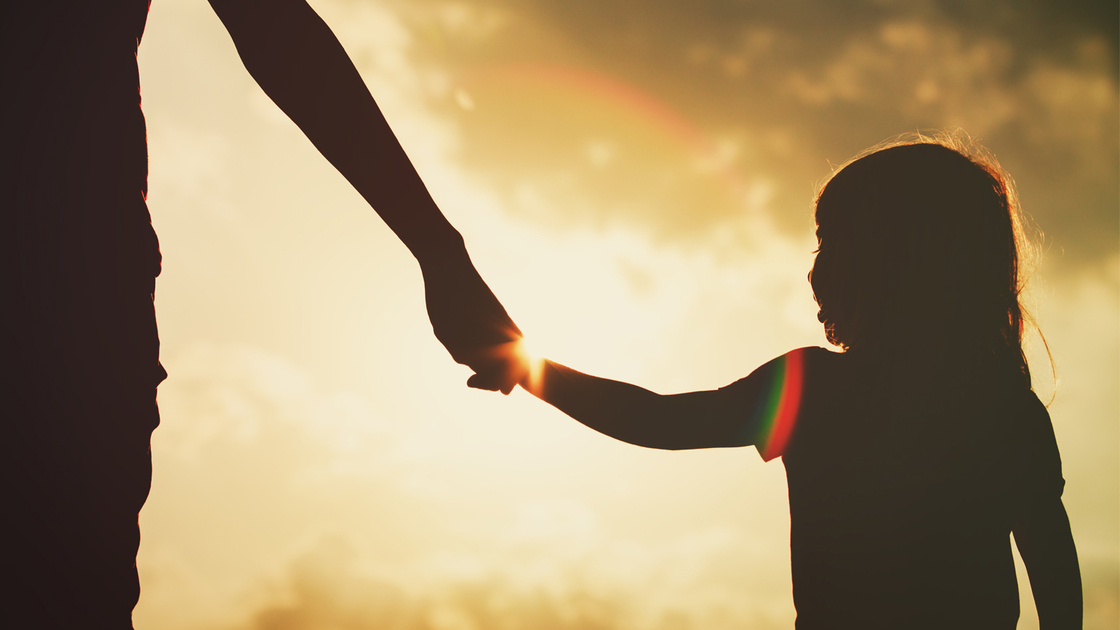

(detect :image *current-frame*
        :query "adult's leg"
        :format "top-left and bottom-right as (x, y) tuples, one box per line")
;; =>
(2, 277), (163, 629)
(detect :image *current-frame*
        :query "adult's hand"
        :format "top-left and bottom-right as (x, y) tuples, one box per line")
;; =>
(420, 246), (527, 394)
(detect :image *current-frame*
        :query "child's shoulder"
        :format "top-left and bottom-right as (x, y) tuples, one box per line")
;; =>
(751, 345), (840, 372)
(723, 347), (838, 461)
(719, 346), (840, 394)
(763, 346), (845, 384)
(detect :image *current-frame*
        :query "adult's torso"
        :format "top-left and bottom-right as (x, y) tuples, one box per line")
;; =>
(1, 1), (158, 289)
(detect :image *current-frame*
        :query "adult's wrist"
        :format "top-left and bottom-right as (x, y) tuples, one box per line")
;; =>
(411, 225), (468, 271)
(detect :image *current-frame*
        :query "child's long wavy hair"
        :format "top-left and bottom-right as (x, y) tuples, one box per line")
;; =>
(809, 134), (1039, 388)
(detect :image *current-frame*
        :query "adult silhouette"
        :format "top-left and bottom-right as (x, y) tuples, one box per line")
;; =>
(1, 1), (522, 627)
(517, 141), (1083, 628)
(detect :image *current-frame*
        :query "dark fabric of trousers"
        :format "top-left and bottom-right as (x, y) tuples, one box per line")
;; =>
(1, 277), (163, 630)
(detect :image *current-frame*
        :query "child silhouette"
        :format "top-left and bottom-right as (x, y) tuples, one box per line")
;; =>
(510, 139), (1082, 629)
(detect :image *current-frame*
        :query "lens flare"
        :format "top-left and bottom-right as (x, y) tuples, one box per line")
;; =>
(514, 336), (547, 395)
(746, 349), (806, 461)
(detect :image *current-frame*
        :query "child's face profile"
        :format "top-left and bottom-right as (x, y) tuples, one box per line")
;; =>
(808, 238), (837, 336)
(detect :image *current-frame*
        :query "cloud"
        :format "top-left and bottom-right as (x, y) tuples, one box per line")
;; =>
(1082, 557), (1120, 630)
(353, 0), (1117, 265)
(154, 343), (394, 466)
(208, 528), (797, 630)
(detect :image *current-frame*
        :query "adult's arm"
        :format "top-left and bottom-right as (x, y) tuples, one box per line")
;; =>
(1014, 497), (1083, 629)
(207, 0), (522, 390)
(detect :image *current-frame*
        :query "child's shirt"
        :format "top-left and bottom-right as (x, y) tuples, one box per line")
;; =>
(722, 347), (1065, 629)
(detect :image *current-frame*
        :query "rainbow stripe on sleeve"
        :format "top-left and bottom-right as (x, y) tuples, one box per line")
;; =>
(750, 349), (806, 461)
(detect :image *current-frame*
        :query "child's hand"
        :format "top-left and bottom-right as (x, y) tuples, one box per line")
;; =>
(464, 339), (531, 394)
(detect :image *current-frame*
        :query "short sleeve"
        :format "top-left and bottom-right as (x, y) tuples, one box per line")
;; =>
(720, 347), (831, 462)
(1016, 392), (1066, 511)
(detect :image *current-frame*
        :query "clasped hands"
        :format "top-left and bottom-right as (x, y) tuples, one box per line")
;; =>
(419, 246), (530, 394)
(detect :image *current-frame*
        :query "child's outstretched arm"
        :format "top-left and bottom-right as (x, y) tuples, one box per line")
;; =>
(1014, 497), (1083, 629)
(522, 359), (757, 451)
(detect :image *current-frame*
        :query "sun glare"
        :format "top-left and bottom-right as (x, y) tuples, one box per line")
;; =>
(512, 335), (546, 395)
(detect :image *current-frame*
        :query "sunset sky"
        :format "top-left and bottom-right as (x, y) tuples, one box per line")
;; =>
(134, 1), (1118, 628)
